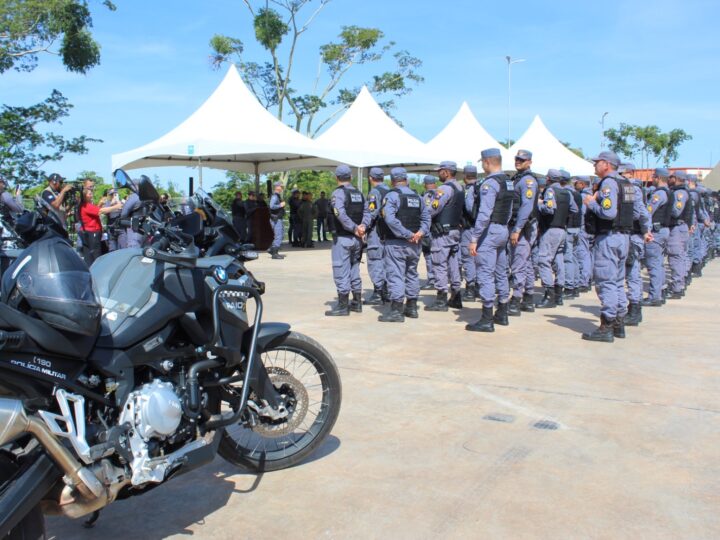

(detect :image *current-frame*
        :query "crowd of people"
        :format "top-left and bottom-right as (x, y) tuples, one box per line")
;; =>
(315, 152), (720, 343)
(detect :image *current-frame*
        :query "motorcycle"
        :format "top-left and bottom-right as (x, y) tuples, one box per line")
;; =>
(0, 172), (342, 538)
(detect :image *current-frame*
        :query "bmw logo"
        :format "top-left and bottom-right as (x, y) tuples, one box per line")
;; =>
(213, 266), (228, 284)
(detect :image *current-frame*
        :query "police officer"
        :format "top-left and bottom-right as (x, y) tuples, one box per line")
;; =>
(642, 168), (672, 307)
(535, 169), (574, 308)
(363, 167), (390, 306)
(376, 167), (430, 322)
(120, 184), (143, 248)
(0, 176), (24, 216)
(465, 148), (514, 332)
(582, 151), (634, 342)
(687, 175), (709, 278)
(425, 161), (464, 311)
(667, 171), (693, 299)
(573, 176), (593, 293)
(507, 150), (539, 315)
(421, 175), (437, 290)
(288, 189), (301, 246)
(268, 181), (286, 260)
(325, 165), (370, 316)
(560, 170), (582, 299)
(461, 165), (480, 301)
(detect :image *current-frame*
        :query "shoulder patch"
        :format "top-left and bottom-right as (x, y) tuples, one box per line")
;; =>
(647, 204), (653, 212)
(435, 191), (443, 199)
(602, 188), (611, 196)
(546, 200), (554, 209)
(677, 193), (683, 200)
(602, 198), (612, 210)
(652, 195), (659, 202)
(526, 178), (534, 186)
(525, 189), (533, 199)
(676, 202), (683, 209)
(546, 190), (554, 199)
(368, 201), (376, 211)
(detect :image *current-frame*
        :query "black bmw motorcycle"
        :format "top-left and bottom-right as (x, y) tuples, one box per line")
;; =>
(0, 172), (341, 538)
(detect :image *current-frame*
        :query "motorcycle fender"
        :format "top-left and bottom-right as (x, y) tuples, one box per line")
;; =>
(242, 322), (291, 354)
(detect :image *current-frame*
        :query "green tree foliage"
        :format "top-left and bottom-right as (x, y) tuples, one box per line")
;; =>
(561, 141), (585, 158)
(604, 123), (692, 167)
(211, 172), (255, 209)
(209, 0), (423, 137)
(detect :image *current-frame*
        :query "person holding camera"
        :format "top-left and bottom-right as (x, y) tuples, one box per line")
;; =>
(41, 173), (73, 224)
(79, 185), (122, 265)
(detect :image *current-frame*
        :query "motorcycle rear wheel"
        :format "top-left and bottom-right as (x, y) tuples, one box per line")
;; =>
(218, 331), (341, 472)
(0, 453), (46, 540)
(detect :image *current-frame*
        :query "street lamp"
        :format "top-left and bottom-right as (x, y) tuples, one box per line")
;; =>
(600, 112), (609, 149)
(505, 55), (525, 147)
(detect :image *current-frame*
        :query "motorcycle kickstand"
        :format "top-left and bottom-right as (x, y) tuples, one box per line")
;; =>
(83, 510), (101, 529)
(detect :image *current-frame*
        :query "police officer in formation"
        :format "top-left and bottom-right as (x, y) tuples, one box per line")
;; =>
(666, 170), (693, 299)
(460, 165), (480, 301)
(642, 168), (673, 306)
(364, 167), (390, 305)
(426, 161), (465, 311)
(687, 174), (709, 278)
(375, 167), (430, 322)
(560, 170), (583, 299)
(268, 181), (286, 260)
(573, 176), (593, 292)
(507, 150), (539, 315)
(325, 165), (370, 317)
(465, 148), (514, 332)
(421, 175), (437, 290)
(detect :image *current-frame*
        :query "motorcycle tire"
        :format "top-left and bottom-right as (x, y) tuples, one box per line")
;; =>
(218, 331), (341, 472)
(0, 453), (46, 540)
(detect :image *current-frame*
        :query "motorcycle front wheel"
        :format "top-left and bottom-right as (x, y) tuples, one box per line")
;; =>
(217, 331), (342, 472)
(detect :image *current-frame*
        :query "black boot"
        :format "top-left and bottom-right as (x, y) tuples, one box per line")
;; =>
(507, 296), (522, 316)
(625, 303), (642, 326)
(535, 287), (556, 309)
(462, 283), (476, 302)
(578, 284), (592, 293)
(325, 293), (350, 317)
(582, 315), (615, 342)
(363, 287), (383, 306)
(520, 292), (535, 312)
(641, 297), (662, 307)
(270, 247), (285, 259)
(466, 306), (495, 332)
(668, 290), (683, 300)
(381, 284), (390, 304)
(349, 291), (362, 313)
(613, 315), (626, 338)
(420, 280), (435, 291)
(563, 287), (576, 299)
(424, 291), (449, 312)
(378, 301), (405, 323)
(404, 298), (419, 319)
(691, 262), (702, 278)
(554, 285), (564, 306)
(493, 302), (509, 326)
(448, 289), (463, 309)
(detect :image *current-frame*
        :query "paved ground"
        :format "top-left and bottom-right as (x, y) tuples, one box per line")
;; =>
(49, 243), (720, 539)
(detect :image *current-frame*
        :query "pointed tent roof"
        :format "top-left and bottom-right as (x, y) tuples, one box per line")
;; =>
(424, 102), (512, 167)
(111, 65), (343, 173)
(314, 86), (439, 168)
(509, 116), (594, 176)
(703, 161), (720, 190)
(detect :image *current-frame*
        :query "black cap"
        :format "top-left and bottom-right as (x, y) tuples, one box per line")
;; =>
(48, 173), (65, 183)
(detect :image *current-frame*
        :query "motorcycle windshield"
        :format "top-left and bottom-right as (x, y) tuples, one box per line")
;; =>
(16, 270), (99, 307)
(193, 190), (239, 240)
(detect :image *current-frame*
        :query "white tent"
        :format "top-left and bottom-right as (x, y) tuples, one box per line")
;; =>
(314, 86), (440, 170)
(424, 102), (512, 168)
(111, 65), (344, 179)
(509, 116), (594, 176)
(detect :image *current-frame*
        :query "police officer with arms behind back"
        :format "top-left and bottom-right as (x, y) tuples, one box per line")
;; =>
(420, 175), (438, 290)
(268, 181), (286, 260)
(376, 167), (430, 322)
(325, 165), (371, 316)
(363, 167), (390, 306)
(582, 151), (635, 343)
(460, 165), (480, 302)
(666, 171), (693, 299)
(465, 148), (515, 332)
(425, 161), (464, 311)
(642, 168), (672, 307)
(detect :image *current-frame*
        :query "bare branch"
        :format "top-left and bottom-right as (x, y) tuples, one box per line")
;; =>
(310, 105), (346, 137)
(299, 0), (331, 34)
(241, 0), (256, 15)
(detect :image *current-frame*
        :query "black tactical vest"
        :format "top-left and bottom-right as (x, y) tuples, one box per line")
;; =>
(586, 177), (634, 234)
(461, 183), (478, 228)
(651, 187), (672, 228)
(510, 171), (539, 225)
(538, 186), (570, 232)
(269, 193), (286, 219)
(372, 184), (391, 205)
(669, 186), (693, 227)
(566, 189), (583, 229)
(377, 189), (422, 240)
(433, 181), (464, 229)
(331, 186), (365, 236)
(489, 174), (515, 224)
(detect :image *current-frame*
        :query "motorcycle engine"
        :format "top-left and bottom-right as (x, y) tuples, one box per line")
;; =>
(119, 380), (182, 440)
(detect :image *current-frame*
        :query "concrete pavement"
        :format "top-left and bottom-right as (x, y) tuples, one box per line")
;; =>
(48, 243), (720, 539)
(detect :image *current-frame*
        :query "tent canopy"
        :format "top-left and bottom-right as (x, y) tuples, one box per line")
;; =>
(314, 86), (439, 169)
(111, 65), (344, 174)
(702, 161), (720, 190)
(509, 116), (594, 176)
(424, 102), (512, 168)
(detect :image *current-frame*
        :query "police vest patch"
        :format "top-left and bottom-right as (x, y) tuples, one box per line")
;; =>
(406, 197), (421, 208)
(350, 193), (363, 203)
(505, 181), (514, 190)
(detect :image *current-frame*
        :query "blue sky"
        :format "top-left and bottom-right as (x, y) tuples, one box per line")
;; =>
(2, 0), (719, 190)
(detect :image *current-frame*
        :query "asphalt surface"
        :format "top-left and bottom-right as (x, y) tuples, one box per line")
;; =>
(48, 243), (720, 539)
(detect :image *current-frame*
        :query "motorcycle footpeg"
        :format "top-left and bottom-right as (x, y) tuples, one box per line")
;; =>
(0, 330), (25, 350)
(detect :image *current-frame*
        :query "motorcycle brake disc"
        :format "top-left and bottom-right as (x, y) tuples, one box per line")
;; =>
(251, 373), (309, 438)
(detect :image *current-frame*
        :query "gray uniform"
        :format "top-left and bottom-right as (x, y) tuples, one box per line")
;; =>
(120, 193), (142, 248)
(667, 186), (691, 294)
(509, 171), (539, 299)
(429, 179), (463, 293)
(330, 185), (371, 295)
(366, 184), (390, 290)
(644, 188), (670, 301)
(269, 193), (285, 249)
(626, 183), (651, 303)
(460, 181), (478, 286)
(537, 182), (578, 288)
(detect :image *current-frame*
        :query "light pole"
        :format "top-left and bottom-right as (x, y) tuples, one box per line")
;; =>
(506, 55), (525, 147)
(600, 112), (609, 149)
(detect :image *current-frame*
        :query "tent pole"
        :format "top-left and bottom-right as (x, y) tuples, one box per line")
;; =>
(198, 158), (203, 189)
(254, 163), (260, 194)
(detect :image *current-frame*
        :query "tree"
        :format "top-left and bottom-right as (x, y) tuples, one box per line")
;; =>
(0, 0), (113, 183)
(561, 141), (585, 159)
(209, 0), (423, 137)
(211, 172), (255, 209)
(604, 123), (692, 167)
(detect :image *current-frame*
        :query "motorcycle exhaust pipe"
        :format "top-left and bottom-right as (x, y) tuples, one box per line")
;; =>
(0, 398), (104, 501)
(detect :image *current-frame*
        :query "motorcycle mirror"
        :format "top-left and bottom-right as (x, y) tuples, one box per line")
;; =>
(113, 169), (136, 193)
(137, 175), (160, 203)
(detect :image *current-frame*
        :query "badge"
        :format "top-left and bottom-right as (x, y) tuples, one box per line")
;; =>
(526, 179), (534, 186)
(546, 191), (554, 199)
(546, 200), (554, 209)
(602, 188), (611, 196)
(435, 191), (442, 199)
(602, 198), (612, 210)
(647, 204), (653, 212)
(333, 208), (340, 216)
(368, 202), (376, 211)
(432, 200), (439, 210)
(676, 202), (682, 209)
(652, 195), (659, 203)
(525, 189), (533, 199)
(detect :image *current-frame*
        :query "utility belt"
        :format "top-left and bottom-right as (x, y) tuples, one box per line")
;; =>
(669, 220), (685, 228)
(430, 222), (460, 236)
(652, 223), (668, 232)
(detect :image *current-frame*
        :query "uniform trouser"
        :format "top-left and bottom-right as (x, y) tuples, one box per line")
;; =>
(80, 231), (102, 266)
(125, 228), (143, 249)
(689, 225), (702, 264)
(107, 231), (119, 252)
(564, 228), (580, 289)
(537, 228), (566, 287)
(460, 229), (476, 285)
(384, 242), (421, 301)
(430, 230), (461, 293)
(331, 235), (363, 295)
(366, 230), (385, 288)
(302, 218), (313, 246)
(509, 231), (534, 299)
(667, 224), (689, 292)
(625, 234), (645, 303)
(714, 224), (720, 248)
(293, 217), (303, 244)
(474, 224), (510, 308)
(316, 217), (327, 241)
(644, 227), (669, 301)
(575, 231), (592, 287)
(270, 218), (283, 249)
(422, 244), (434, 283)
(288, 217), (295, 243)
(233, 217), (247, 242)
(699, 224), (708, 259)
(593, 232), (630, 319)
